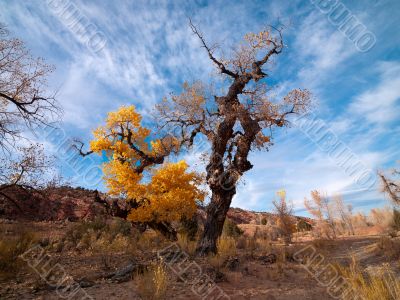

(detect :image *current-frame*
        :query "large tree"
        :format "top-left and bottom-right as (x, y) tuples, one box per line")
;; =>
(157, 22), (311, 254)
(0, 24), (60, 152)
(81, 105), (205, 240)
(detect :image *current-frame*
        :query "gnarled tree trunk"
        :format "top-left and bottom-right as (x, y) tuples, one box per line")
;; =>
(156, 22), (310, 256)
(197, 189), (235, 255)
(93, 191), (177, 241)
(148, 221), (177, 241)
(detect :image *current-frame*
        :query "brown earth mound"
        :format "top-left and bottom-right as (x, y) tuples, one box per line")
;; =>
(0, 185), (111, 221)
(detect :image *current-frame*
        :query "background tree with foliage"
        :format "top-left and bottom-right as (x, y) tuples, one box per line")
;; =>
(86, 106), (205, 240)
(156, 21), (311, 254)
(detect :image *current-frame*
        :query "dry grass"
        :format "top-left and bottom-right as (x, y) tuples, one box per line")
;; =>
(59, 218), (140, 254)
(339, 258), (400, 300)
(208, 235), (237, 270)
(0, 230), (36, 279)
(137, 260), (168, 300)
(137, 231), (166, 253)
(311, 238), (337, 254)
(177, 233), (196, 257)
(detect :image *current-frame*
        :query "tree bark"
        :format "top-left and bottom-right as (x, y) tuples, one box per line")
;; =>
(196, 189), (235, 255)
(93, 191), (177, 241)
(148, 221), (178, 241)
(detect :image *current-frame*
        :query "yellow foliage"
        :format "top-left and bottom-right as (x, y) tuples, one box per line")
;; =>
(128, 161), (204, 223)
(276, 189), (286, 200)
(90, 105), (204, 225)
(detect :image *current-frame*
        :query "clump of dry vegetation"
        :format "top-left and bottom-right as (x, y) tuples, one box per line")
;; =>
(177, 233), (197, 257)
(137, 260), (168, 300)
(55, 218), (139, 254)
(0, 229), (36, 279)
(339, 258), (400, 300)
(208, 235), (237, 270)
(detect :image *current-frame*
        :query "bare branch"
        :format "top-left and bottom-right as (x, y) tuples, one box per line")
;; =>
(189, 19), (238, 79)
(72, 139), (94, 157)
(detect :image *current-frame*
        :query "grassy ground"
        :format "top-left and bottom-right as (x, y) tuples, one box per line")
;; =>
(0, 220), (399, 300)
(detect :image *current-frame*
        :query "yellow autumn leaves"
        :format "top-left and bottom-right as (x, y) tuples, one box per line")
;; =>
(128, 161), (204, 223)
(89, 105), (204, 224)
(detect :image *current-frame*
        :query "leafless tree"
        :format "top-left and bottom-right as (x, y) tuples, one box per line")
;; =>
(304, 190), (337, 239)
(334, 195), (354, 235)
(0, 143), (56, 210)
(157, 20), (311, 254)
(379, 164), (400, 206)
(0, 23), (61, 152)
(272, 191), (295, 244)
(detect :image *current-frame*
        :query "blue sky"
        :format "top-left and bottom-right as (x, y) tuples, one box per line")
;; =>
(1, 0), (399, 215)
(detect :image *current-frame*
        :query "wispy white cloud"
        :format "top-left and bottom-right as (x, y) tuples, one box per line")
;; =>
(349, 61), (400, 125)
(1, 0), (398, 216)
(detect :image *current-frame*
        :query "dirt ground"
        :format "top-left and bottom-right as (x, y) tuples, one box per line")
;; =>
(0, 220), (397, 300)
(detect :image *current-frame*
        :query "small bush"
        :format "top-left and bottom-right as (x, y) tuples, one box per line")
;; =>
(261, 218), (267, 225)
(222, 219), (243, 238)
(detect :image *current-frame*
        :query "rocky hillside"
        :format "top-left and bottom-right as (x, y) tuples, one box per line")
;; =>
(0, 186), (313, 226)
(227, 207), (314, 226)
(0, 186), (111, 221)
